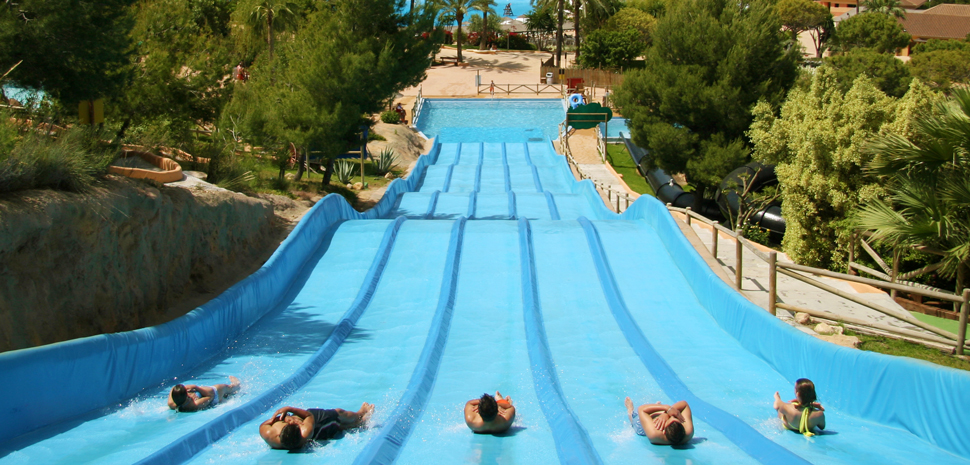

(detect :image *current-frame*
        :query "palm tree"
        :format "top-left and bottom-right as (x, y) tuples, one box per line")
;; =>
(531, 0), (565, 66)
(854, 89), (970, 291)
(862, 0), (906, 18)
(440, 0), (474, 62)
(473, 0), (497, 50)
(248, 0), (299, 61)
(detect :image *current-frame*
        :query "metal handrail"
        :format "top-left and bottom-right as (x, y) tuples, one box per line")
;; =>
(410, 86), (424, 128)
(665, 204), (970, 354)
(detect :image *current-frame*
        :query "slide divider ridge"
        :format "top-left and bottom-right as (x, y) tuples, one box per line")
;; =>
(531, 165), (544, 193)
(467, 192), (477, 219)
(508, 191), (517, 220)
(517, 218), (604, 465)
(502, 143), (511, 192)
(137, 216), (410, 465)
(425, 190), (441, 219)
(544, 192), (560, 221)
(575, 217), (808, 465)
(353, 217), (468, 465)
(442, 165), (455, 193)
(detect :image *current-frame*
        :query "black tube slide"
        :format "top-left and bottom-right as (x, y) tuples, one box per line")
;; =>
(716, 162), (786, 235)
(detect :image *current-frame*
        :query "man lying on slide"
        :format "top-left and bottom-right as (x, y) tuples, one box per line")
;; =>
(168, 376), (240, 412)
(625, 397), (694, 446)
(465, 391), (516, 434)
(260, 404), (374, 450)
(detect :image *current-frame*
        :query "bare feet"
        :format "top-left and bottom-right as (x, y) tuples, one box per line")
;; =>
(359, 402), (375, 424)
(773, 391), (784, 410)
(624, 397), (635, 415)
(227, 376), (241, 396)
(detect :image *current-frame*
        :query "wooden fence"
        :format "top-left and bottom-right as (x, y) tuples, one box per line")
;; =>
(539, 57), (624, 88)
(669, 205), (970, 355)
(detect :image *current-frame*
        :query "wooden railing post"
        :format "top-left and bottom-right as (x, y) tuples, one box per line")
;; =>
(685, 207), (692, 226)
(848, 231), (856, 276)
(736, 233), (744, 290)
(890, 249), (900, 299)
(768, 251), (778, 316)
(711, 221), (719, 259)
(958, 289), (970, 356)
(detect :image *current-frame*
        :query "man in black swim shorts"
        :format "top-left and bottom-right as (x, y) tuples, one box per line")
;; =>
(259, 403), (374, 450)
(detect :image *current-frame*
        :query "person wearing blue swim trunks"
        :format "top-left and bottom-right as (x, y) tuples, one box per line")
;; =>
(624, 397), (694, 445)
(168, 376), (240, 412)
(260, 403), (374, 450)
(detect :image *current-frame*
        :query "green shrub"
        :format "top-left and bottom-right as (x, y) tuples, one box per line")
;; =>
(374, 148), (397, 175)
(335, 159), (356, 184)
(380, 110), (401, 124)
(0, 127), (113, 193)
(368, 132), (386, 141)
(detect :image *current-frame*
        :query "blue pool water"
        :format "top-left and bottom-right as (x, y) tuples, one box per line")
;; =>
(599, 117), (629, 140)
(2, 101), (970, 464)
(416, 99), (565, 143)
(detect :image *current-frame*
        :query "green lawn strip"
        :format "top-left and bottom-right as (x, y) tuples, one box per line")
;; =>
(911, 312), (970, 338)
(605, 143), (655, 196)
(843, 329), (970, 371)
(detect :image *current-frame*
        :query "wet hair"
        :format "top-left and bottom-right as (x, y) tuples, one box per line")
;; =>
(795, 378), (818, 409)
(664, 420), (686, 445)
(171, 385), (188, 409)
(478, 393), (498, 422)
(280, 423), (303, 450)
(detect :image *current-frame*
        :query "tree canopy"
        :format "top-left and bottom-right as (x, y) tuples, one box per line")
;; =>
(825, 48), (912, 98)
(0, 0), (137, 103)
(613, 0), (799, 206)
(748, 68), (938, 267)
(776, 0), (833, 57)
(225, 0), (439, 182)
(832, 12), (910, 54)
(909, 39), (970, 91)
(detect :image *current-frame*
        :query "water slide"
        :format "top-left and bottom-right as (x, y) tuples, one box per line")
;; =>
(1, 137), (969, 465)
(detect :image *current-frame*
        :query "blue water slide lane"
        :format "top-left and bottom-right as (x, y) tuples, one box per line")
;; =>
(523, 142), (534, 166)
(544, 192), (560, 220)
(353, 217), (467, 465)
(136, 217), (408, 465)
(467, 191), (477, 218)
(425, 191), (440, 219)
(508, 191), (517, 220)
(575, 217), (808, 465)
(502, 144), (511, 192)
(616, 197), (970, 459)
(518, 218), (604, 465)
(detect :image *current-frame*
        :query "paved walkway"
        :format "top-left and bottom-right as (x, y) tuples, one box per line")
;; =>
(674, 213), (947, 346)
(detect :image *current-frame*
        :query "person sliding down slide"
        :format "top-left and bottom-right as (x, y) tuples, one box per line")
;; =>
(168, 376), (241, 412)
(624, 397), (694, 445)
(260, 404), (375, 450)
(774, 378), (825, 437)
(465, 391), (516, 434)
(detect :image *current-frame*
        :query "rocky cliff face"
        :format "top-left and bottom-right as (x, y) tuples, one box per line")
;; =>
(0, 177), (278, 352)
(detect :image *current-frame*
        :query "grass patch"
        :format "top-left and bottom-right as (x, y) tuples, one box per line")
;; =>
(845, 328), (970, 371)
(911, 311), (970, 337)
(605, 143), (654, 196)
(0, 124), (114, 193)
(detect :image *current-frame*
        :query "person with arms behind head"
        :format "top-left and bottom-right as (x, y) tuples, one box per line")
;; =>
(624, 397), (694, 446)
(168, 376), (240, 412)
(465, 391), (516, 434)
(260, 404), (374, 450)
